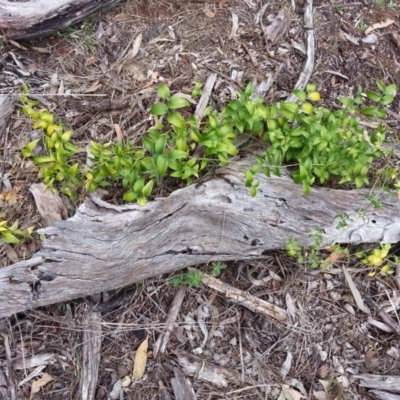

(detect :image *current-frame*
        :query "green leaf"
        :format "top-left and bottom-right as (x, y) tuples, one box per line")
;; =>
(2, 232), (20, 244)
(376, 109), (387, 119)
(167, 149), (187, 160)
(156, 155), (168, 176)
(21, 139), (40, 157)
(154, 135), (168, 154)
(123, 190), (137, 202)
(167, 111), (186, 129)
(366, 91), (381, 102)
(150, 103), (168, 116)
(244, 81), (253, 97)
(32, 156), (54, 164)
(360, 106), (377, 116)
(302, 181), (311, 195)
(338, 97), (353, 107)
(292, 89), (306, 102)
(142, 179), (154, 197)
(137, 195), (147, 206)
(167, 97), (190, 109)
(380, 95), (394, 105)
(133, 177), (145, 193)
(384, 84), (397, 96)
(157, 83), (170, 100)
(375, 79), (386, 93)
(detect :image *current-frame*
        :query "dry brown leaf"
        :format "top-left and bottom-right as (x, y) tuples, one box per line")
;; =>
(84, 80), (102, 93)
(365, 18), (395, 35)
(0, 185), (23, 206)
(365, 349), (376, 368)
(114, 13), (131, 22)
(133, 337), (148, 380)
(317, 364), (330, 378)
(85, 56), (98, 67)
(203, 8), (215, 18)
(320, 250), (345, 269)
(114, 124), (123, 142)
(30, 373), (53, 399)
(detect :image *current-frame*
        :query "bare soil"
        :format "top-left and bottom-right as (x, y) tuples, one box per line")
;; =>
(0, 1), (400, 399)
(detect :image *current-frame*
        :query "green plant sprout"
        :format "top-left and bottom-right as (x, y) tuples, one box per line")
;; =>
(22, 79), (397, 207)
(211, 261), (227, 277)
(0, 219), (33, 244)
(171, 270), (204, 287)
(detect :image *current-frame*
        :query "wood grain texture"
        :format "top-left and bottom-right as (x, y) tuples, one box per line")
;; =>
(0, 0), (122, 39)
(1, 158), (400, 317)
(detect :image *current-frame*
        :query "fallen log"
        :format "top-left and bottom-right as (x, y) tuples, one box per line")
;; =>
(0, 0), (122, 40)
(1, 158), (400, 318)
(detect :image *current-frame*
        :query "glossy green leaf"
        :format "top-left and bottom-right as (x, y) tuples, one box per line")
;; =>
(2, 232), (20, 244)
(150, 103), (168, 116)
(142, 179), (154, 197)
(156, 155), (168, 176)
(366, 91), (381, 102)
(167, 111), (186, 129)
(167, 96), (190, 109)
(157, 84), (170, 100)
(123, 190), (137, 202)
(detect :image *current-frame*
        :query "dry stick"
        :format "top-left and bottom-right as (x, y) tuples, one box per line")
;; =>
(286, 0), (315, 101)
(193, 269), (287, 321)
(153, 286), (187, 356)
(1, 333), (17, 400)
(356, 282), (400, 337)
(194, 73), (217, 121)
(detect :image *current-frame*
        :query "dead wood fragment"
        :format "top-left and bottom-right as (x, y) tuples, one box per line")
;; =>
(170, 367), (197, 400)
(174, 352), (242, 388)
(356, 282), (400, 337)
(369, 391), (400, 400)
(0, 94), (13, 139)
(159, 380), (173, 400)
(1, 333), (17, 400)
(1, 158), (400, 318)
(194, 73), (217, 121)
(0, 0), (123, 40)
(286, 0), (315, 101)
(196, 269), (287, 321)
(355, 374), (400, 394)
(154, 287), (187, 356)
(29, 183), (69, 228)
(80, 311), (103, 400)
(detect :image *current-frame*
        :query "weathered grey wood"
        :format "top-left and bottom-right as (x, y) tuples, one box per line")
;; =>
(1, 158), (400, 318)
(355, 374), (400, 393)
(0, 0), (122, 40)
(170, 368), (197, 400)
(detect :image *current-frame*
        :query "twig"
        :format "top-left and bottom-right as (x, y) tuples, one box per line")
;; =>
(154, 286), (186, 356)
(193, 269), (287, 321)
(203, 65), (241, 90)
(1, 333), (17, 400)
(356, 282), (400, 337)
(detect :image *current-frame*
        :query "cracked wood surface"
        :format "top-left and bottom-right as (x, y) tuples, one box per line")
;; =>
(0, 0), (121, 40)
(1, 158), (400, 318)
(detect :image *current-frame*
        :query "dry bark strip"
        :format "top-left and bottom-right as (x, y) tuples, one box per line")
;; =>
(0, 0), (122, 40)
(1, 158), (400, 318)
